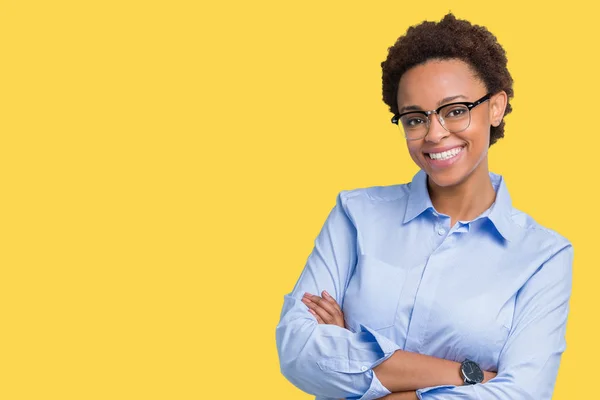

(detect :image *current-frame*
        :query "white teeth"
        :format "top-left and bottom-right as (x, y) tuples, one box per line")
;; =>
(428, 147), (463, 160)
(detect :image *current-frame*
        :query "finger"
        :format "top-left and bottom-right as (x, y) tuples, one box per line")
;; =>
(308, 308), (325, 324)
(302, 293), (331, 315)
(305, 293), (339, 318)
(318, 294), (342, 319)
(310, 299), (335, 323)
(302, 296), (335, 323)
(321, 292), (347, 328)
(322, 291), (343, 313)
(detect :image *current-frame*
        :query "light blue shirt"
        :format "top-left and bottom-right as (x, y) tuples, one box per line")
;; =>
(276, 170), (573, 400)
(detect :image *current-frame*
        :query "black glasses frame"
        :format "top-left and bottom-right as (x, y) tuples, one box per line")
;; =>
(391, 93), (492, 128)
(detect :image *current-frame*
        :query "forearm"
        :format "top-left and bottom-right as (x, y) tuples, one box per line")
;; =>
(339, 391), (418, 400)
(277, 299), (402, 398)
(379, 391), (419, 400)
(373, 350), (495, 393)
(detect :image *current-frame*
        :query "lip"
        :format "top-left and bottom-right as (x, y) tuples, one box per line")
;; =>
(424, 145), (465, 169)
(423, 145), (465, 155)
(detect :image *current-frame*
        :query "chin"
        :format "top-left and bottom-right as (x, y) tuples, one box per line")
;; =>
(422, 164), (472, 188)
(427, 172), (465, 188)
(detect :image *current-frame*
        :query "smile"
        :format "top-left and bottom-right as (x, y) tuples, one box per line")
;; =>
(428, 146), (464, 160)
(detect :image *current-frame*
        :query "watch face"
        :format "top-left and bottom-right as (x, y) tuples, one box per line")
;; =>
(462, 360), (484, 383)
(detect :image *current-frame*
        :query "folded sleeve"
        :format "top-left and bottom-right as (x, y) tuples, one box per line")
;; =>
(276, 192), (400, 399)
(417, 244), (574, 400)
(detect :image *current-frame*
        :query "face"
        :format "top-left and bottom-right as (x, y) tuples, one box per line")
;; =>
(396, 59), (506, 189)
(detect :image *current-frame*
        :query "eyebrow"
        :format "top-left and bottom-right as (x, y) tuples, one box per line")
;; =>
(398, 94), (469, 114)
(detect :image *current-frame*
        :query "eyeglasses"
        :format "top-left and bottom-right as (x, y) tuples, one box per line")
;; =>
(391, 93), (491, 140)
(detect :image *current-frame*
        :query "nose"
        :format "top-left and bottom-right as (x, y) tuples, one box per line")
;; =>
(424, 113), (449, 143)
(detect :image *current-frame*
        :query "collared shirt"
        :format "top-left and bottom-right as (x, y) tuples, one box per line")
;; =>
(276, 170), (573, 400)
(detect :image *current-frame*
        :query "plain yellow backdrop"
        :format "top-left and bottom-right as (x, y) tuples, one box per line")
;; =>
(1, 1), (597, 399)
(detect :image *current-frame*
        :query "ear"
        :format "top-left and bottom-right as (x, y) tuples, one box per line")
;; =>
(489, 91), (508, 127)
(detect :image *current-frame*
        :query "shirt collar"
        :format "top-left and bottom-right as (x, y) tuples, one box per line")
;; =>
(486, 172), (516, 242)
(403, 169), (434, 224)
(402, 169), (516, 242)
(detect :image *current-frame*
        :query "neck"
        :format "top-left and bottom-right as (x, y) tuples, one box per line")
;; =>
(428, 164), (496, 227)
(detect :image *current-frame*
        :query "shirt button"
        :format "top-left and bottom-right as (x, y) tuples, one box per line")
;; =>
(437, 228), (446, 235)
(361, 366), (368, 371)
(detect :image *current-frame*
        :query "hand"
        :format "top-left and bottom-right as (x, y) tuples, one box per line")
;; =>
(302, 291), (347, 329)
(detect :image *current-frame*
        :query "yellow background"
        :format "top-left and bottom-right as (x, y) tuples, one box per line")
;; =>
(1, 1), (596, 399)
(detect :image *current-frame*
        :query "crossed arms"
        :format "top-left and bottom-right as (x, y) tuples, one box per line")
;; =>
(302, 291), (496, 399)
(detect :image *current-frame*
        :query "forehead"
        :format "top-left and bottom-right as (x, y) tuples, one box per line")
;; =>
(397, 59), (485, 107)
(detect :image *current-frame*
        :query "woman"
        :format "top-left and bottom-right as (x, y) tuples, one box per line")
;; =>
(276, 13), (572, 400)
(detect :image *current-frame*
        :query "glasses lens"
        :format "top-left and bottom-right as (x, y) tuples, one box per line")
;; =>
(438, 104), (470, 133)
(399, 113), (428, 140)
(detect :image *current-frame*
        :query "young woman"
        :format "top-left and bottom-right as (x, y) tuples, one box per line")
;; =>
(276, 13), (573, 400)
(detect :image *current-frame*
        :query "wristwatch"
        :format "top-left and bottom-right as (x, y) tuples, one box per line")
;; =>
(460, 359), (484, 385)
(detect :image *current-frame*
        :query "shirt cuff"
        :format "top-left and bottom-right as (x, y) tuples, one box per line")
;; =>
(357, 370), (392, 400)
(358, 324), (401, 361)
(416, 385), (457, 399)
(357, 324), (400, 400)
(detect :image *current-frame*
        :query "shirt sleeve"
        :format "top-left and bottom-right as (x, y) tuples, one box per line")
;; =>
(276, 192), (400, 400)
(416, 244), (574, 400)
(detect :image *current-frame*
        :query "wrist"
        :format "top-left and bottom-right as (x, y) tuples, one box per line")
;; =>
(482, 370), (496, 383)
(459, 359), (484, 385)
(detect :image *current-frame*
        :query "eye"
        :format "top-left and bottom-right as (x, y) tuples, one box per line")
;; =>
(443, 106), (468, 119)
(401, 114), (427, 128)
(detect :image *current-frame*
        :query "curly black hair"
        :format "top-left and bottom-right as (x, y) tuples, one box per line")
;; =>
(381, 13), (514, 146)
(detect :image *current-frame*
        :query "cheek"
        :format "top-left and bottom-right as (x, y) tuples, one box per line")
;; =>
(406, 143), (422, 162)
(406, 142), (421, 156)
(469, 131), (490, 155)
(468, 118), (492, 146)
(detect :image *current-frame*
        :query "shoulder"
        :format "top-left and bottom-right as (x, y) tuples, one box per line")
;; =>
(338, 182), (411, 203)
(337, 182), (410, 209)
(508, 206), (573, 260)
(333, 182), (411, 224)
